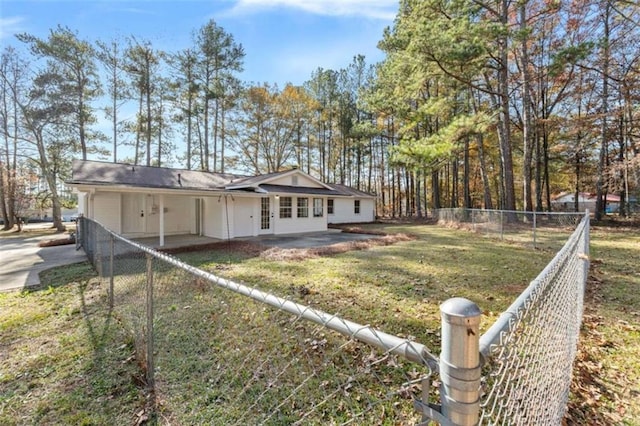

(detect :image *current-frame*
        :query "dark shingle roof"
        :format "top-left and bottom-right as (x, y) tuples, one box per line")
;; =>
(68, 160), (377, 199)
(327, 183), (376, 198)
(69, 160), (246, 191)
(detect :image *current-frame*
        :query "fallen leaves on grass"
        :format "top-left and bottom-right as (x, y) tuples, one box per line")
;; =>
(564, 264), (632, 425)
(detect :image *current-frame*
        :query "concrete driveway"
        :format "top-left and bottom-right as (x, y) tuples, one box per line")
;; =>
(0, 225), (87, 292)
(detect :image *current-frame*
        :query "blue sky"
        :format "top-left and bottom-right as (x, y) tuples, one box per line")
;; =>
(0, 0), (398, 87)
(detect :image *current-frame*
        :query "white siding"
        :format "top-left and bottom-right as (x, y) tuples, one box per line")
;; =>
(93, 192), (122, 233)
(142, 194), (192, 236)
(273, 196), (327, 235)
(202, 196), (232, 239)
(328, 198), (375, 224)
(233, 197), (257, 237)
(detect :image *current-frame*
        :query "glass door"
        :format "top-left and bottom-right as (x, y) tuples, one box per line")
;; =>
(260, 197), (271, 233)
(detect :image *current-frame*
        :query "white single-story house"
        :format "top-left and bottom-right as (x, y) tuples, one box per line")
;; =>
(67, 160), (376, 246)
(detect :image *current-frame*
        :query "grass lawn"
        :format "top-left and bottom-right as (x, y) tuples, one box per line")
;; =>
(1, 221), (638, 424)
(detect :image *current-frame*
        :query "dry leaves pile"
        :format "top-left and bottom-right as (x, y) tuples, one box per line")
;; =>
(564, 260), (633, 425)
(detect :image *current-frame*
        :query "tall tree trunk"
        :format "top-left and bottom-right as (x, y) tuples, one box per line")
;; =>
(519, 2), (534, 212)
(595, 2), (611, 221)
(145, 64), (151, 167)
(416, 170), (422, 218)
(463, 137), (471, 209)
(476, 134), (493, 210)
(33, 130), (65, 232)
(203, 67), (210, 171)
(135, 89), (142, 165)
(112, 65), (118, 163)
(543, 131), (551, 211)
(221, 102), (226, 173)
(432, 170), (441, 210)
(497, 0), (517, 212)
(213, 97), (219, 172)
(78, 87), (87, 160)
(451, 158), (458, 208)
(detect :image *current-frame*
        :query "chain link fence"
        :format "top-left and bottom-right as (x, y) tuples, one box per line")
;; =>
(476, 212), (590, 425)
(77, 210), (589, 425)
(76, 217), (437, 424)
(434, 208), (585, 249)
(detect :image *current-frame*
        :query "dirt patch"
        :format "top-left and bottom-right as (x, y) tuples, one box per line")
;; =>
(159, 240), (264, 257)
(260, 233), (416, 261)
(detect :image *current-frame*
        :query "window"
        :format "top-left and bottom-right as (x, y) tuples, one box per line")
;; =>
(354, 200), (361, 214)
(313, 198), (323, 217)
(297, 197), (309, 218)
(279, 197), (292, 218)
(327, 199), (334, 215)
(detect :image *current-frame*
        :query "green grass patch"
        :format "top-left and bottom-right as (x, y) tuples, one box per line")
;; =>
(0, 271), (146, 425)
(1, 221), (638, 424)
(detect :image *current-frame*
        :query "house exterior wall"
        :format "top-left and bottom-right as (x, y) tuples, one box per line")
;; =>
(93, 192), (122, 233)
(328, 198), (375, 224)
(202, 196), (233, 239)
(273, 196), (327, 235)
(142, 194), (193, 236)
(233, 197), (257, 237)
(77, 186), (374, 240)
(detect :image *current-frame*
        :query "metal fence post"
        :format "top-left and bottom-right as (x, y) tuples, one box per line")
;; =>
(440, 298), (482, 426)
(533, 211), (537, 248)
(500, 211), (504, 240)
(109, 234), (114, 309)
(96, 231), (103, 277)
(145, 253), (155, 390)
(75, 216), (82, 251)
(471, 209), (476, 232)
(582, 209), (590, 292)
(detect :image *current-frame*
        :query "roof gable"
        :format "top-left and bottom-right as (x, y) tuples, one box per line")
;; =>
(226, 169), (333, 191)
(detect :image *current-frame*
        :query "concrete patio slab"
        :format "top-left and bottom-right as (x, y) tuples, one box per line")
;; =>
(0, 225), (87, 292)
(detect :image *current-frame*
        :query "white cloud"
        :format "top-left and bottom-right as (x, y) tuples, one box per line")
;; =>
(228, 0), (398, 20)
(0, 16), (26, 40)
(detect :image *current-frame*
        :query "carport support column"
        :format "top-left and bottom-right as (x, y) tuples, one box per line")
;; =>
(159, 194), (165, 247)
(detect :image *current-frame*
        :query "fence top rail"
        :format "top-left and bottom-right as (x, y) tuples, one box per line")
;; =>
(81, 217), (439, 371)
(477, 212), (589, 361)
(435, 208), (587, 217)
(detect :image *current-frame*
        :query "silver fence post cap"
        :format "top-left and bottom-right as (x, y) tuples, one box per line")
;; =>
(440, 297), (482, 324)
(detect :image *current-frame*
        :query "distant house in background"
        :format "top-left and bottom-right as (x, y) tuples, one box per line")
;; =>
(67, 160), (376, 246)
(551, 192), (621, 213)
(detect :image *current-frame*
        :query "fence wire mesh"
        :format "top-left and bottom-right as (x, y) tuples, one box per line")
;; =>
(477, 213), (589, 425)
(77, 218), (434, 425)
(77, 211), (589, 425)
(435, 208), (585, 250)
